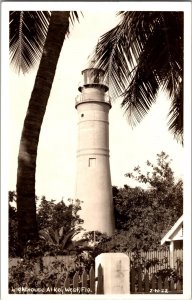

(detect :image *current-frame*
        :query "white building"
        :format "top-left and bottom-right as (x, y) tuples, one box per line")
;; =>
(75, 67), (115, 236)
(161, 215), (183, 268)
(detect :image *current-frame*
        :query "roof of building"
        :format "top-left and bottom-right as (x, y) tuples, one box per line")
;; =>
(161, 215), (183, 245)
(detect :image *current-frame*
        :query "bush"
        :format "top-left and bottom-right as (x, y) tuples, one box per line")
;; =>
(9, 257), (79, 294)
(156, 267), (183, 282)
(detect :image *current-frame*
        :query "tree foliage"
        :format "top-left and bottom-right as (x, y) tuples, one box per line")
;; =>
(36, 197), (83, 232)
(9, 196), (84, 257)
(9, 152), (182, 256)
(112, 151), (183, 251)
(83, 152), (183, 254)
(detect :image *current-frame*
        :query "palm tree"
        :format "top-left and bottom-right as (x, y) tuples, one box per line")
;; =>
(9, 11), (80, 255)
(92, 12), (183, 143)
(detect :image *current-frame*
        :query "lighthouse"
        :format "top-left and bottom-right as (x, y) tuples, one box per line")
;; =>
(75, 67), (115, 236)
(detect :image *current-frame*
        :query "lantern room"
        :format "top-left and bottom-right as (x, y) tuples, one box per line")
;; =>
(78, 68), (108, 92)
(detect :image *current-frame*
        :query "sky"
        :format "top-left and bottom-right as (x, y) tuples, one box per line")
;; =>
(9, 11), (184, 202)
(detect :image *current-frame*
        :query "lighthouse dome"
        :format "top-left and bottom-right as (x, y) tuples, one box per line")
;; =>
(78, 67), (108, 92)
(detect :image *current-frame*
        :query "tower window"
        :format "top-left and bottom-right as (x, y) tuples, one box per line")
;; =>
(89, 158), (96, 167)
(81, 113), (84, 117)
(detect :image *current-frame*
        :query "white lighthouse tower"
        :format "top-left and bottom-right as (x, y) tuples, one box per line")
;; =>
(75, 67), (115, 236)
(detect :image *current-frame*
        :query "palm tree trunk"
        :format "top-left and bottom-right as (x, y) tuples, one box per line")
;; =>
(16, 11), (70, 256)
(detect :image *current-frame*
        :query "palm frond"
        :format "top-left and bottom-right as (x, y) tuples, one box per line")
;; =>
(9, 11), (82, 74)
(121, 68), (159, 127)
(59, 228), (82, 249)
(39, 228), (53, 243)
(92, 11), (183, 141)
(69, 11), (83, 25)
(48, 227), (59, 244)
(167, 83), (183, 144)
(9, 11), (50, 74)
(91, 24), (131, 97)
(66, 11), (82, 37)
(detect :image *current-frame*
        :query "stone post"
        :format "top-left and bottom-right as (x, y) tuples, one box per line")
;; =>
(95, 253), (130, 294)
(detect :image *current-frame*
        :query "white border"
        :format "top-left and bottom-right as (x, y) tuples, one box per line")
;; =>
(1, 2), (191, 300)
